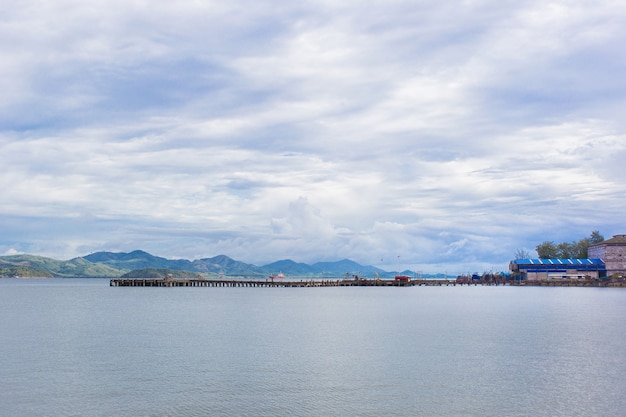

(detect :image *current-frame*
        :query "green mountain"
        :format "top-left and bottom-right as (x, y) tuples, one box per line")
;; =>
(86, 251), (265, 276)
(0, 257), (53, 278)
(193, 255), (265, 276)
(0, 255), (126, 278)
(120, 269), (205, 279)
(312, 259), (387, 277)
(262, 259), (321, 276)
(84, 250), (194, 271)
(1, 250), (415, 279)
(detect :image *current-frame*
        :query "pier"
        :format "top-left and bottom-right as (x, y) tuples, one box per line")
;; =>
(110, 277), (625, 287)
(110, 278), (464, 287)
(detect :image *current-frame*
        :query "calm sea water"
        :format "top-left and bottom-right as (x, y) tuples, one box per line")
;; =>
(1, 278), (625, 417)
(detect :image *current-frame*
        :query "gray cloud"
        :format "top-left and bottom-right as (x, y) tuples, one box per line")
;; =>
(1, 0), (625, 273)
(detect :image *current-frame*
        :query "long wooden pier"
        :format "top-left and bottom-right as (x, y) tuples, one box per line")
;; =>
(110, 278), (624, 287)
(110, 278), (463, 287)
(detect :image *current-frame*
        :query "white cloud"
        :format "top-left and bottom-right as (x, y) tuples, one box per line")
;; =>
(1, 0), (625, 273)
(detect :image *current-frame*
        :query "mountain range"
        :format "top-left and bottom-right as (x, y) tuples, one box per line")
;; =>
(0, 250), (417, 278)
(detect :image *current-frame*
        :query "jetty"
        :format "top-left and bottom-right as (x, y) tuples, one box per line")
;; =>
(110, 277), (624, 287)
(111, 278), (462, 287)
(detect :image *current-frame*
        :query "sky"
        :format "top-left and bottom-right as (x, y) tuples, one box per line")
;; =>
(1, 0), (625, 274)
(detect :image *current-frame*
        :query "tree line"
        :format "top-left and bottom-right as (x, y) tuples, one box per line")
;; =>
(516, 231), (604, 259)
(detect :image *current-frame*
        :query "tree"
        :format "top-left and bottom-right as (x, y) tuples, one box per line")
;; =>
(571, 239), (590, 258)
(514, 248), (531, 259)
(590, 230), (604, 244)
(535, 231), (604, 259)
(557, 242), (575, 258)
(536, 241), (558, 258)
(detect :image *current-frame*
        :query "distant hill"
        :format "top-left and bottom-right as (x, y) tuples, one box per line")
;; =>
(262, 259), (316, 276)
(85, 251), (265, 276)
(1, 250), (417, 279)
(120, 269), (205, 279)
(262, 258), (390, 277)
(0, 255), (125, 277)
(84, 250), (195, 272)
(0, 257), (53, 278)
(311, 259), (387, 277)
(193, 255), (264, 276)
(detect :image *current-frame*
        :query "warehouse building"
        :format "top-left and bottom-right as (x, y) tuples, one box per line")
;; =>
(509, 258), (606, 281)
(588, 234), (626, 277)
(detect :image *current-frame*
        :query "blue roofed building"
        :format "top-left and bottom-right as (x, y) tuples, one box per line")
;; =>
(509, 258), (606, 281)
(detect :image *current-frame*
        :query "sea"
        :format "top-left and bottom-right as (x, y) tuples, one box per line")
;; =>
(1, 278), (625, 417)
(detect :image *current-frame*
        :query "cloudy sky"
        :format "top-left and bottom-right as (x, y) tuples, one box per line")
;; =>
(1, 0), (625, 274)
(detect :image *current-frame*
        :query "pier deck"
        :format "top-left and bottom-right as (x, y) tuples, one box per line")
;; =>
(110, 278), (622, 287)
(110, 278), (460, 287)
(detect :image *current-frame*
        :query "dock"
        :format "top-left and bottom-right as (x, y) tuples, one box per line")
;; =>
(110, 278), (462, 287)
(110, 277), (625, 287)
(109, 278), (513, 287)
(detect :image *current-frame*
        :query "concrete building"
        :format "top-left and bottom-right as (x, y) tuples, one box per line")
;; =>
(588, 234), (626, 277)
(509, 258), (606, 281)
